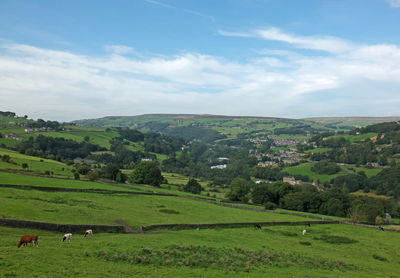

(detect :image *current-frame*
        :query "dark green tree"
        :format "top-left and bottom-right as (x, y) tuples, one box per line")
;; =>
(130, 161), (164, 186)
(226, 177), (251, 202)
(183, 179), (202, 194)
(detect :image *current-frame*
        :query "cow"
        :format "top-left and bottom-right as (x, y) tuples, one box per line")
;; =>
(302, 229), (307, 236)
(84, 229), (93, 237)
(62, 233), (72, 242)
(18, 235), (38, 248)
(254, 224), (262, 230)
(378, 226), (385, 231)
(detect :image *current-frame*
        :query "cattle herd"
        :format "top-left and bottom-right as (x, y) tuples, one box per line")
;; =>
(17, 229), (93, 248)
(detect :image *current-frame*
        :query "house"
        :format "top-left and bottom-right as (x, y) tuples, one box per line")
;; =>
(283, 176), (300, 185)
(210, 164), (227, 169)
(257, 161), (278, 167)
(141, 158), (153, 162)
(5, 133), (24, 141)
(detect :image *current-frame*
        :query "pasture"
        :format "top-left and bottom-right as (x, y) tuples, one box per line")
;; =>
(0, 148), (74, 177)
(1, 223), (399, 277)
(284, 162), (346, 183)
(0, 186), (311, 229)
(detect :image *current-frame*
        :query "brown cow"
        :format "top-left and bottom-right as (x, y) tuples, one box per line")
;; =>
(18, 235), (38, 248)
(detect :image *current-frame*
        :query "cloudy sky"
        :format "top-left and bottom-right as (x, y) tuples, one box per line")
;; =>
(1, 0), (400, 121)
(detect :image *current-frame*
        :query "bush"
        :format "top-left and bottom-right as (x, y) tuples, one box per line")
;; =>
(264, 201), (277, 210)
(372, 254), (388, 262)
(183, 179), (202, 194)
(86, 170), (99, 181)
(74, 172), (80, 180)
(375, 216), (385, 225)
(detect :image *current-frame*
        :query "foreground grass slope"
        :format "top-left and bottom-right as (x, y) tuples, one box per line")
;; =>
(1, 223), (399, 277)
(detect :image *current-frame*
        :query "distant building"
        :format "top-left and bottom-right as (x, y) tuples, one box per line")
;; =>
(283, 176), (300, 185)
(257, 161), (278, 167)
(74, 158), (97, 164)
(141, 158), (153, 162)
(5, 133), (24, 141)
(210, 164), (227, 169)
(217, 157), (229, 161)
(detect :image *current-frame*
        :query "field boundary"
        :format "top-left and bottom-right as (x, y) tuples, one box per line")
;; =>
(141, 220), (340, 231)
(0, 218), (125, 233)
(0, 183), (178, 196)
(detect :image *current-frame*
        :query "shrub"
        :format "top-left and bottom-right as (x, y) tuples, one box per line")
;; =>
(375, 216), (385, 225)
(183, 179), (202, 194)
(372, 254), (388, 262)
(264, 201), (277, 210)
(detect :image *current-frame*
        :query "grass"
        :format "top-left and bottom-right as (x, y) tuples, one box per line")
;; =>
(40, 128), (118, 149)
(0, 148), (74, 177)
(305, 147), (331, 154)
(0, 187), (312, 228)
(330, 132), (378, 143)
(1, 223), (400, 277)
(0, 171), (140, 192)
(351, 190), (391, 199)
(284, 162), (346, 183)
(342, 166), (382, 178)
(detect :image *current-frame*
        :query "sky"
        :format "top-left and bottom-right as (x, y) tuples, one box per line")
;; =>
(1, 0), (400, 121)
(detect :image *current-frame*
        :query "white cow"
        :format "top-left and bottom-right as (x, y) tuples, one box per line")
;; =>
(62, 233), (72, 242)
(84, 229), (93, 237)
(302, 229), (307, 236)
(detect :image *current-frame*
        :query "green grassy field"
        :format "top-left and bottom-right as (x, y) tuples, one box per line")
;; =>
(0, 171), (141, 192)
(0, 148), (74, 177)
(330, 132), (377, 143)
(0, 187), (311, 228)
(1, 223), (399, 277)
(305, 147), (331, 154)
(284, 162), (346, 183)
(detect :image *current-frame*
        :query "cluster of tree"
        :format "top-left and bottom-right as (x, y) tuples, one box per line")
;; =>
(274, 127), (313, 135)
(331, 172), (367, 192)
(75, 163), (126, 183)
(27, 119), (63, 130)
(311, 161), (341, 175)
(0, 111), (16, 117)
(130, 161), (165, 186)
(253, 166), (287, 181)
(116, 128), (186, 156)
(89, 138), (156, 168)
(183, 179), (202, 194)
(368, 166), (400, 197)
(164, 126), (226, 143)
(227, 179), (400, 221)
(17, 135), (105, 160)
(355, 122), (400, 134)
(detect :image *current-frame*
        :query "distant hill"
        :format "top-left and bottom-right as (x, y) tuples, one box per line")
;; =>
(73, 114), (400, 142)
(304, 117), (400, 127)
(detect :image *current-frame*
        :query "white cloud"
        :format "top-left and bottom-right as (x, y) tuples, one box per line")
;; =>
(104, 45), (134, 55)
(1, 28), (400, 121)
(220, 27), (355, 53)
(387, 0), (400, 8)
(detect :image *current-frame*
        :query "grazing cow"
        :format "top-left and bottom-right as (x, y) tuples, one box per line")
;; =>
(18, 235), (38, 248)
(84, 229), (93, 237)
(254, 224), (262, 230)
(302, 229), (307, 236)
(378, 226), (385, 231)
(305, 222), (311, 227)
(62, 233), (72, 242)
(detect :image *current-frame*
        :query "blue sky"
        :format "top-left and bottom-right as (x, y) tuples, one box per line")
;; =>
(1, 0), (400, 121)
